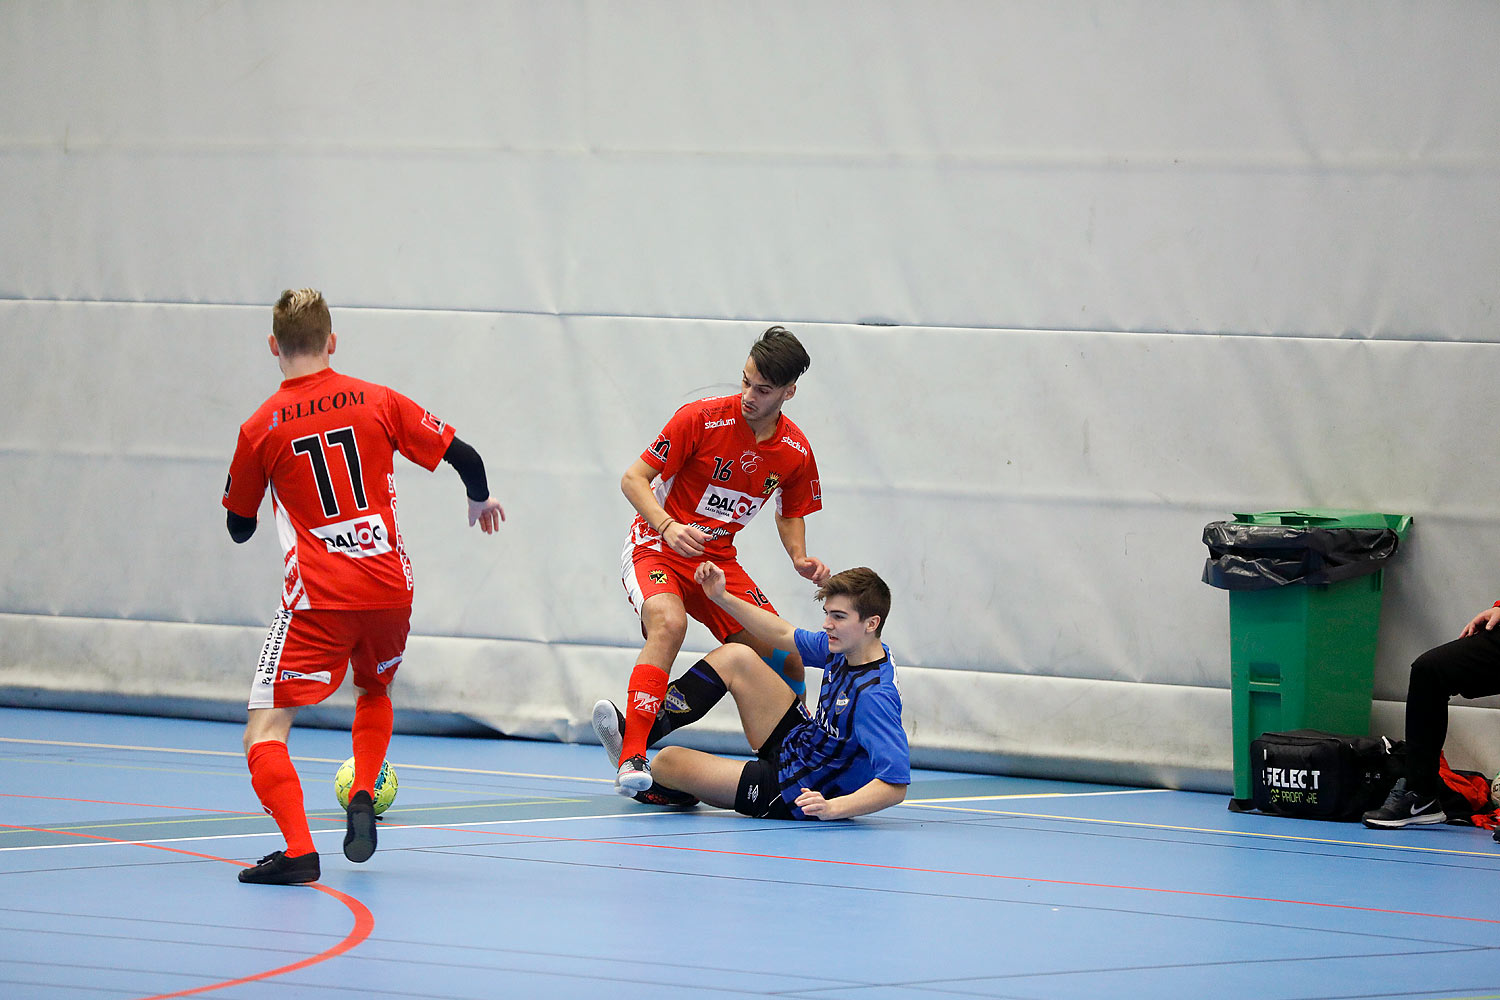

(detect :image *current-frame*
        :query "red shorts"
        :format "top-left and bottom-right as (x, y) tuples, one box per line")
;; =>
(247, 607), (411, 710)
(620, 542), (778, 643)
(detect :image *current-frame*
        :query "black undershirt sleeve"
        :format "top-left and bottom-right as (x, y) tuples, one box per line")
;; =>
(443, 435), (490, 502)
(226, 510), (257, 543)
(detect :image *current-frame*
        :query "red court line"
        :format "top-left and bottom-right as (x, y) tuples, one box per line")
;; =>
(0, 823), (373, 1000)
(0, 792), (262, 816)
(407, 821), (1500, 928)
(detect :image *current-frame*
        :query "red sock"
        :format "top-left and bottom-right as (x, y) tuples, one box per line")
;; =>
(351, 692), (394, 799)
(621, 663), (669, 762)
(247, 740), (316, 857)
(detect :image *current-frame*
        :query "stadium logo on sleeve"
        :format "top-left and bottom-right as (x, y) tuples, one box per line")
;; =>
(650, 434), (671, 461)
(811, 479), (821, 500)
(421, 411), (446, 434)
(311, 514), (394, 558)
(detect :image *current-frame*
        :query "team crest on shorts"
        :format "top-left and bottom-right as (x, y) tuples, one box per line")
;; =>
(761, 472), (780, 496)
(649, 569), (668, 585)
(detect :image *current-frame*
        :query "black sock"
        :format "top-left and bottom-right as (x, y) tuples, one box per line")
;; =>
(650, 660), (728, 743)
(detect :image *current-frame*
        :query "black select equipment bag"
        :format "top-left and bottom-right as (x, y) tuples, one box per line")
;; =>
(1248, 730), (1395, 820)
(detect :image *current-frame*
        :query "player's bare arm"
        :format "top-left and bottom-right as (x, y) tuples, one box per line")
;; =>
(794, 778), (907, 820)
(694, 561), (798, 652)
(621, 457), (708, 557)
(774, 512), (830, 584)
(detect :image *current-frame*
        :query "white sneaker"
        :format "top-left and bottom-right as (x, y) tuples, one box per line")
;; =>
(616, 754), (653, 795)
(591, 699), (624, 770)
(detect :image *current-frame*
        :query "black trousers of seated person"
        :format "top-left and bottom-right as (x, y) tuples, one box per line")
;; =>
(1403, 627), (1500, 798)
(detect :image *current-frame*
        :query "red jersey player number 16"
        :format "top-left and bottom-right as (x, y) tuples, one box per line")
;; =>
(603, 324), (830, 797)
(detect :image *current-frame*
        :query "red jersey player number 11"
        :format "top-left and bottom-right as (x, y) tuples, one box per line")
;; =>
(222, 288), (504, 886)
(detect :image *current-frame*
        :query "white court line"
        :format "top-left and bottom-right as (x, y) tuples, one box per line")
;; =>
(13, 804), (1500, 865)
(906, 788), (1169, 804)
(2, 738), (1183, 796)
(903, 801), (1500, 860)
(0, 789), (1169, 856)
(0, 809), (687, 854)
(0, 736), (614, 785)
(0, 737), (246, 759)
(10, 772), (1498, 863)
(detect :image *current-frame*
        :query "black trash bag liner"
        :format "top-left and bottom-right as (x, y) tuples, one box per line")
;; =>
(1201, 522), (1402, 591)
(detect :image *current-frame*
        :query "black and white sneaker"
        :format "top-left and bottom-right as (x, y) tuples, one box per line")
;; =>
(344, 790), (377, 862)
(239, 850), (320, 885)
(633, 782), (699, 808)
(616, 754), (653, 795)
(592, 699), (625, 771)
(1362, 779), (1447, 829)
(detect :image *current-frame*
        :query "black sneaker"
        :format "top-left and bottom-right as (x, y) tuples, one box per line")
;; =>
(239, 850), (320, 884)
(634, 782), (699, 808)
(344, 790), (377, 863)
(1362, 778), (1447, 829)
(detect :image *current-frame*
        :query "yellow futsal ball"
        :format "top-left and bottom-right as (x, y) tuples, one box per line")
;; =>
(333, 757), (398, 815)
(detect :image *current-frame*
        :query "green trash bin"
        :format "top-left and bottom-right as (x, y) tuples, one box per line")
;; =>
(1202, 509), (1412, 807)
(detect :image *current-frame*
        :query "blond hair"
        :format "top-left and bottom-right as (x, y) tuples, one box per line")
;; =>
(272, 288), (332, 356)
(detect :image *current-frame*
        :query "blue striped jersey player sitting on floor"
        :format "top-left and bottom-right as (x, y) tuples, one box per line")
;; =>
(593, 562), (909, 819)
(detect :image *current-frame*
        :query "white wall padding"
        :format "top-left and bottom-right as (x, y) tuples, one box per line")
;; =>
(8, 299), (1500, 786)
(3, 3), (1500, 788)
(1, 2), (1497, 338)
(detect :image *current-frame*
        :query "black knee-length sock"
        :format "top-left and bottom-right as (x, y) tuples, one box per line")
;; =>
(650, 660), (728, 744)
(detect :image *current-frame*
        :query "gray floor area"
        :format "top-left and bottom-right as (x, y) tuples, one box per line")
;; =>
(3, 707), (1499, 999)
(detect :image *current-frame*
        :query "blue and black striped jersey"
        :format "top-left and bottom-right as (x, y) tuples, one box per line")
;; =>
(777, 629), (910, 818)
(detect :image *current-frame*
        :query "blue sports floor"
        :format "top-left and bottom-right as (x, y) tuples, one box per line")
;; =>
(2, 706), (1499, 999)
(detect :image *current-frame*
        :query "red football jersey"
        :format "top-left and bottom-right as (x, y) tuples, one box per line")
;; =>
(628, 394), (821, 559)
(223, 368), (456, 610)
